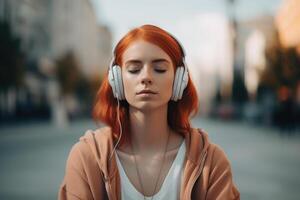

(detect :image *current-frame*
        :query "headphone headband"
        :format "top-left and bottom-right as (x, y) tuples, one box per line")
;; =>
(167, 32), (186, 58)
(111, 30), (186, 65)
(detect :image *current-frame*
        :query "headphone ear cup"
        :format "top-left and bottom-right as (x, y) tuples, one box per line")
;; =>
(115, 65), (125, 100)
(172, 67), (184, 101)
(177, 69), (189, 100)
(112, 65), (125, 100)
(108, 66), (118, 98)
(172, 67), (180, 100)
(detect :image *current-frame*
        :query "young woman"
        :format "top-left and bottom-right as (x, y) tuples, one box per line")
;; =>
(59, 24), (240, 200)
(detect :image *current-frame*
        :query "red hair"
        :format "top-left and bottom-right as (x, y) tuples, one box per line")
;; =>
(92, 24), (199, 146)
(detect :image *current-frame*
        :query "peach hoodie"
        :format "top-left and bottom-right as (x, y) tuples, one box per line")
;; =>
(59, 127), (240, 200)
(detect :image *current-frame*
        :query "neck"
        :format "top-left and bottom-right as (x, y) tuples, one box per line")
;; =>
(128, 105), (170, 154)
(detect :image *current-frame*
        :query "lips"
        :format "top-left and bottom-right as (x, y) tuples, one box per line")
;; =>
(137, 89), (157, 95)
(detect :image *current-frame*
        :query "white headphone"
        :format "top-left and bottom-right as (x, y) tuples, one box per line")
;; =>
(108, 35), (189, 102)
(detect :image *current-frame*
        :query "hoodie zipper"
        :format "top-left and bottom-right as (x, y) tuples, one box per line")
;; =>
(187, 150), (207, 199)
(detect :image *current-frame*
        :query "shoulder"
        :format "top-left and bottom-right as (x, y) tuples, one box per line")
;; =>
(67, 126), (113, 167)
(191, 127), (229, 157)
(190, 128), (240, 198)
(76, 126), (114, 151)
(197, 132), (233, 175)
(189, 127), (232, 166)
(209, 143), (232, 169)
(79, 126), (113, 143)
(60, 129), (110, 200)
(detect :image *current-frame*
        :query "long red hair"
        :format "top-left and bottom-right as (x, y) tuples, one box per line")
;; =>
(92, 24), (199, 146)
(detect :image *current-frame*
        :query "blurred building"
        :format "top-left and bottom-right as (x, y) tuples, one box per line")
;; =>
(238, 15), (277, 98)
(276, 0), (300, 51)
(175, 13), (234, 115)
(275, 0), (300, 131)
(244, 30), (266, 99)
(0, 0), (112, 78)
(0, 0), (112, 123)
(0, 0), (51, 61)
(51, 0), (112, 77)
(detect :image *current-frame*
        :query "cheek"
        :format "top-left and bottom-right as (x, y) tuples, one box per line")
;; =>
(161, 74), (175, 98)
(122, 73), (135, 98)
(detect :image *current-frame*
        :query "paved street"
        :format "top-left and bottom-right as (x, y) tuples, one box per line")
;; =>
(0, 117), (299, 200)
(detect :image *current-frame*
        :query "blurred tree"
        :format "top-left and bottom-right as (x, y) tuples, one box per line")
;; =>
(55, 51), (83, 95)
(232, 68), (248, 104)
(0, 21), (25, 91)
(87, 74), (103, 114)
(262, 32), (300, 92)
(55, 51), (102, 117)
(261, 31), (300, 131)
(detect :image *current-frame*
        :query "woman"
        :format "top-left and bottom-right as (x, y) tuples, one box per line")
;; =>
(59, 24), (240, 200)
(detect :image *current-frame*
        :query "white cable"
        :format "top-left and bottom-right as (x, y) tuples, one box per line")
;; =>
(109, 95), (123, 162)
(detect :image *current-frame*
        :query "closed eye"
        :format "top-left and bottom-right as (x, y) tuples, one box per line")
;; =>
(128, 69), (140, 74)
(128, 69), (166, 74)
(155, 69), (166, 73)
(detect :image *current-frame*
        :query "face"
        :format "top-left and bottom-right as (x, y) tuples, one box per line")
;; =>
(121, 40), (175, 111)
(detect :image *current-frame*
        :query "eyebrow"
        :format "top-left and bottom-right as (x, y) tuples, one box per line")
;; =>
(124, 58), (170, 66)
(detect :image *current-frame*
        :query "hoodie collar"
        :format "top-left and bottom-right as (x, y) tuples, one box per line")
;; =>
(79, 127), (210, 180)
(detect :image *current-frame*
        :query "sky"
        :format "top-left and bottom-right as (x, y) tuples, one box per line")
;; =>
(91, 0), (283, 44)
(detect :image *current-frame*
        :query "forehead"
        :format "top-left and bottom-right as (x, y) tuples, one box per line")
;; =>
(122, 40), (172, 63)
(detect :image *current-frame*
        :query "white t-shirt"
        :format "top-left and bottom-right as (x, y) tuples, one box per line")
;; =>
(115, 140), (186, 200)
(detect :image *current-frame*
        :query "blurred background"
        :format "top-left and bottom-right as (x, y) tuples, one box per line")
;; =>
(0, 0), (299, 199)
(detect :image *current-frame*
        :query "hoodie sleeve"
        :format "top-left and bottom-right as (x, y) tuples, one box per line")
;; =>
(205, 145), (240, 200)
(58, 141), (108, 200)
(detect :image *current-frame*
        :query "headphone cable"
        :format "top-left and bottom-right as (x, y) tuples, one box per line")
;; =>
(109, 96), (122, 162)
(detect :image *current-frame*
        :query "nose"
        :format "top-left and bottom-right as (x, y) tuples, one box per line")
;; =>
(141, 78), (152, 85)
(141, 66), (153, 85)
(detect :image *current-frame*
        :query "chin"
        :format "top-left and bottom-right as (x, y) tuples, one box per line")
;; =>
(131, 101), (167, 112)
